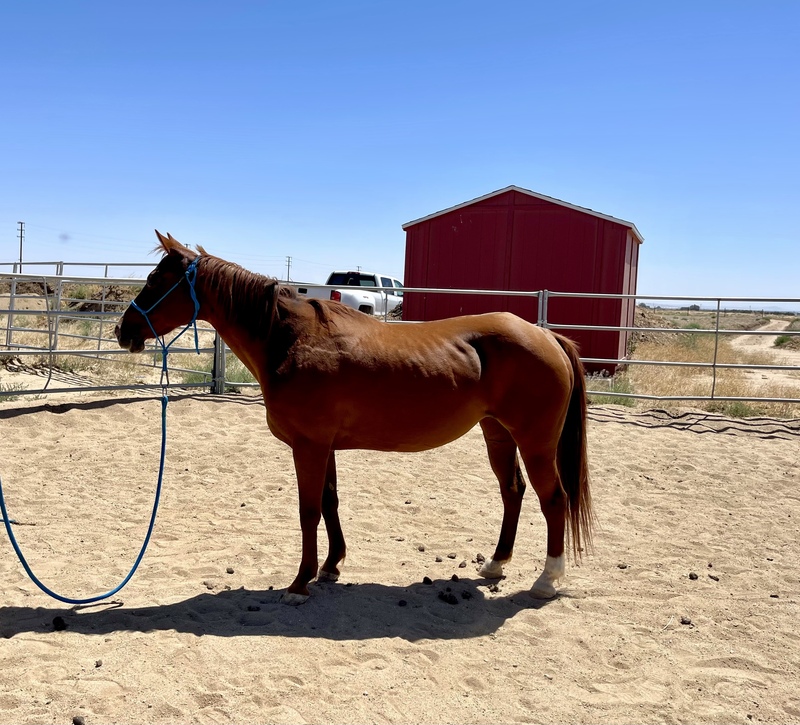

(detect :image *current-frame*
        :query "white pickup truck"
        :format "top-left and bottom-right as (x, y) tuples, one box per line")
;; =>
(296, 271), (404, 316)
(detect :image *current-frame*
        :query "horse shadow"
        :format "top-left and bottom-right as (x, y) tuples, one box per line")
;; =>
(0, 392), (263, 421)
(588, 405), (800, 439)
(0, 576), (565, 642)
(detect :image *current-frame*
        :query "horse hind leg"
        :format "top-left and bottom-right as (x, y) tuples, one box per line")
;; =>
(478, 418), (526, 580)
(519, 449), (567, 599)
(318, 451), (346, 582)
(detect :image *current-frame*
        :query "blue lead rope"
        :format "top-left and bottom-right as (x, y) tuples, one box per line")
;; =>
(0, 396), (168, 605)
(0, 256), (201, 604)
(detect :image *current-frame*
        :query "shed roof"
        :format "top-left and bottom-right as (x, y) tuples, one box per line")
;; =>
(402, 185), (644, 244)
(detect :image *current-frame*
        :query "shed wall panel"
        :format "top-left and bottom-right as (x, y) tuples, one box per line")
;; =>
(403, 189), (641, 371)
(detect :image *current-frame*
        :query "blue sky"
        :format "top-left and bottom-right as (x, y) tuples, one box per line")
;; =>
(1, 1), (797, 300)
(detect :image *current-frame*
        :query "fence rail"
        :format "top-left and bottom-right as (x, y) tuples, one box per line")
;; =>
(0, 261), (154, 276)
(1, 271), (222, 396)
(2, 269), (799, 406)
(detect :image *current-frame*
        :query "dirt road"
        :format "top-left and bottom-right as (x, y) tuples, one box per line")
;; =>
(729, 319), (800, 389)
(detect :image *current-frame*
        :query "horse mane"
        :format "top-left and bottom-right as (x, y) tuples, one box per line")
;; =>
(198, 254), (296, 336)
(152, 231), (369, 333)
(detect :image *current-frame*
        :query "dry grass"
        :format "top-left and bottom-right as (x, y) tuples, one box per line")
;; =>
(605, 331), (800, 418)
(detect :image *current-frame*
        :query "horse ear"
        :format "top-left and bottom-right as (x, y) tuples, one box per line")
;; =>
(153, 230), (190, 256)
(154, 229), (169, 250)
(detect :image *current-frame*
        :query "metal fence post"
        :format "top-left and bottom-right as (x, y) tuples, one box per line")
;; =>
(540, 290), (550, 328)
(710, 298), (722, 399)
(536, 290), (544, 326)
(212, 333), (226, 394)
(6, 278), (17, 347)
(97, 283), (107, 351)
(53, 279), (63, 351)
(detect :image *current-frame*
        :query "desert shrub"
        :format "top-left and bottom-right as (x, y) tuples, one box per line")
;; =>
(774, 319), (800, 351)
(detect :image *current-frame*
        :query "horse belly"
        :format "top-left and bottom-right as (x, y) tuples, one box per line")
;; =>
(334, 407), (484, 452)
(333, 386), (487, 452)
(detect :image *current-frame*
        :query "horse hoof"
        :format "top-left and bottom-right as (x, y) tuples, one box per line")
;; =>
(478, 558), (504, 579)
(281, 592), (310, 606)
(529, 554), (565, 599)
(529, 582), (557, 599)
(317, 569), (339, 582)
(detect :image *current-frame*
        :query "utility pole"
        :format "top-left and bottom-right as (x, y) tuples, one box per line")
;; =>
(17, 221), (24, 273)
(285, 256), (292, 282)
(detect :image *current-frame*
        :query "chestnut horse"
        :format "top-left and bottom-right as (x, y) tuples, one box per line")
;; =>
(116, 232), (593, 604)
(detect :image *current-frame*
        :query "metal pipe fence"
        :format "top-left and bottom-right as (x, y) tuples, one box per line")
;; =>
(2, 269), (799, 406)
(540, 290), (800, 405)
(1, 272), (221, 397)
(0, 261), (154, 276)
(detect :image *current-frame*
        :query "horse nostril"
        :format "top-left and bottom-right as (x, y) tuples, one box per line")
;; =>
(114, 323), (121, 341)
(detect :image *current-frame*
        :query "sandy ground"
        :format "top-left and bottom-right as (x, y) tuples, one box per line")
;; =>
(0, 393), (799, 724)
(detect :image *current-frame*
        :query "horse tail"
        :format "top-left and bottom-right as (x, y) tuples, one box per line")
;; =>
(553, 332), (594, 560)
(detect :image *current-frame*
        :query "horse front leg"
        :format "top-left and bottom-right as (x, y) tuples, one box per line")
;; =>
(283, 440), (330, 605)
(318, 451), (346, 581)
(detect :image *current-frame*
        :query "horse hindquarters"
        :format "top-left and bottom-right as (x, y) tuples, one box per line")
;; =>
(477, 421), (568, 598)
(479, 330), (591, 598)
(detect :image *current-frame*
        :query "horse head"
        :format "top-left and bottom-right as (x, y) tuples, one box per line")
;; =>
(115, 231), (201, 353)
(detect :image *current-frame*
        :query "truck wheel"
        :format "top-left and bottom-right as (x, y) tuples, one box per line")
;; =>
(358, 305), (373, 314)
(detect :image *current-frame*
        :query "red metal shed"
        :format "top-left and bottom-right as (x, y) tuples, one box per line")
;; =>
(402, 186), (644, 370)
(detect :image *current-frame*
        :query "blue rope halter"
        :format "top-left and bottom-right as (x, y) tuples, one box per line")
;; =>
(0, 256), (202, 605)
(130, 256), (202, 375)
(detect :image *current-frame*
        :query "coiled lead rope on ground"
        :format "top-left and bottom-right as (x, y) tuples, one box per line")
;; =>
(0, 257), (201, 604)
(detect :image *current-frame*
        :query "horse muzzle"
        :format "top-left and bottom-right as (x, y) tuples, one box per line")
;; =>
(114, 321), (146, 354)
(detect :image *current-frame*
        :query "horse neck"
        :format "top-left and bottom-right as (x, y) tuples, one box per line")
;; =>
(194, 257), (282, 373)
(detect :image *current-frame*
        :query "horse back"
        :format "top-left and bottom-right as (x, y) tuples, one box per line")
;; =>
(264, 306), (575, 452)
